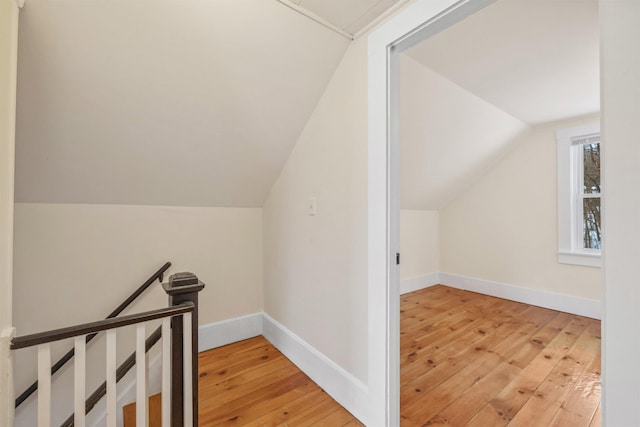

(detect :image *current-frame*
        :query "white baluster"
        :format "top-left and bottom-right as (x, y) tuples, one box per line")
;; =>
(183, 312), (193, 426)
(106, 330), (117, 427)
(74, 336), (86, 427)
(37, 343), (51, 427)
(162, 318), (171, 427)
(136, 323), (148, 427)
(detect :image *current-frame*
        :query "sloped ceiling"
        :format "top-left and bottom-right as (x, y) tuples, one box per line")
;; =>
(15, 0), (350, 207)
(400, 0), (599, 210)
(16, 0), (599, 210)
(399, 55), (529, 210)
(406, 0), (599, 125)
(285, 0), (406, 37)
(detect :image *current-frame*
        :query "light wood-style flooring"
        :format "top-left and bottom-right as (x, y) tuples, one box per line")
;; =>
(195, 285), (601, 426)
(198, 336), (364, 426)
(400, 285), (601, 427)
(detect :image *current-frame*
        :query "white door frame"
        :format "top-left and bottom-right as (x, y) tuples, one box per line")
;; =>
(0, 1), (20, 426)
(367, 1), (498, 424)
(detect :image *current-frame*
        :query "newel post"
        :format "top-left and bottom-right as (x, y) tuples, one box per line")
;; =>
(163, 272), (205, 426)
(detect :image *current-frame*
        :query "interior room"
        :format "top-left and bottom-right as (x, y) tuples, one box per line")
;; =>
(397, 0), (601, 424)
(2, 0), (639, 426)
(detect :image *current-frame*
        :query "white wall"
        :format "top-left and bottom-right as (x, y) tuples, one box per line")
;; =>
(0, 1), (18, 426)
(440, 115), (601, 301)
(263, 35), (369, 384)
(12, 203), (263, 426)
(399, 210), (439, 280)
(600, 1), (640, 424)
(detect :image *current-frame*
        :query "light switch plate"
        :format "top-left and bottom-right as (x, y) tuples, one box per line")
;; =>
(308, 198), (316, 216)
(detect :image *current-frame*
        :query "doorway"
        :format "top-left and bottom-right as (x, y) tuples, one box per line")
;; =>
(367, 0), (603, 425)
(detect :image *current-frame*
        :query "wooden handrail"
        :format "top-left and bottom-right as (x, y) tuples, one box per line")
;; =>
(14, 262), (171, 407)
(11, 303), (193, 350)
(11, 270), (205, 427)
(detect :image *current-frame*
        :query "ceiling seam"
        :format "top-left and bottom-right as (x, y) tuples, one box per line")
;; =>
(353, 0), (412, 39)
(275, 0), (354, 40)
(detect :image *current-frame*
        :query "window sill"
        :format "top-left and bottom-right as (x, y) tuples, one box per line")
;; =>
(558, 250), (601, 268)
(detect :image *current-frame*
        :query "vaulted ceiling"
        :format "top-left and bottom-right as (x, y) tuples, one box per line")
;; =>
(406, 0), (599, 126)
(280, 0), (407, 37)
(15, 0), (350, 207)
(400, 0), (599, 210)
(15, 0), (599, 210)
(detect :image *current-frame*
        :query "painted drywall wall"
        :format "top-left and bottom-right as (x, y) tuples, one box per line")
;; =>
(15, 0), (349, 207)
(263, 35), (369, 383)
(12, 203), (262, 426)
(600, 0), (640, 424)
(399, 210), (439, 280)
(440, 115), (601, 301)
(0, 1), (18, 426)
(399, 54), (529, 209)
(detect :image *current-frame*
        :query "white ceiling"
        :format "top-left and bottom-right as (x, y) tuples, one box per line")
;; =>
(15, 0), (350, 207)
(399, 55), (529, 210)
(287, 0), (406, 37)
(400, 0), (599, 209)
(15, 0), (599, 210)
(406, 0), (599, 125)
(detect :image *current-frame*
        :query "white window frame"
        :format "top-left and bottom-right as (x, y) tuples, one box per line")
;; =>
(557, 122), (601, 267)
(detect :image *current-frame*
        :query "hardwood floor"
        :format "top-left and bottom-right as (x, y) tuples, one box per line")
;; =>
(198, 336), (363, 426)
(196, 285), (600, 426)
(400, 285), (601, 427)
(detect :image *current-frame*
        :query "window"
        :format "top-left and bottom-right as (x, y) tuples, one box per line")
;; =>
(557, 122), (601, 267)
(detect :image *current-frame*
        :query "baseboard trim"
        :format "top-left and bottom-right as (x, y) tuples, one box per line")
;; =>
(261, 313), (370, 426)
(198, 313), (263, 352)
(198, 312), (370, 423)
(399, 273), (440, 295)
(439, 273), (601, 319)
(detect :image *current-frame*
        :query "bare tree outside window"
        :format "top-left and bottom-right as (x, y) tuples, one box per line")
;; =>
(582, 143), (601, 249)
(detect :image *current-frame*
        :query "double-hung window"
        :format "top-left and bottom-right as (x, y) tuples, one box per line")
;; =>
(557, 122), (601, 267)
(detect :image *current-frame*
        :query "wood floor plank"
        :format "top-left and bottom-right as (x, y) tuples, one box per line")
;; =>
(427, 362), (522, 426)
(193, 286), (600, 427)
(273, 394), (348, 427)
(506, 321), (601, 427)
(219, 379), (318, 426)
(481, 314), (589, 422)
(401, 305), (559, 408)
(197, 336), (361, 426)
(200, 371), (310, 425)
(310, 407), (360, 426)
(400, 286), (601, 427)
(589, 404), (601, 427)
(241, 389), (333, 426)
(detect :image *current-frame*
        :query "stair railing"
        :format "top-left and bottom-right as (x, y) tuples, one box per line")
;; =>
(15, 261), (172, 409)
(11, 271), (204, 427)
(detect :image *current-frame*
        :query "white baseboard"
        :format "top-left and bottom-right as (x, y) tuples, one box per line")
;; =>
(198, 312), (263, 352)
(439, 273), (601, 319)
(198, 312), (371, 424)
(261, 313), (370, 426)
(399, 272), (440, 295)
